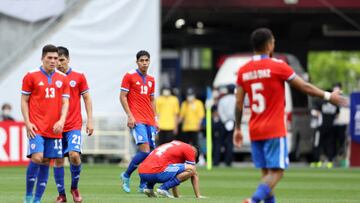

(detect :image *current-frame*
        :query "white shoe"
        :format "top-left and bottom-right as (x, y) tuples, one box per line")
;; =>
(156, 189), (174, 198)
(144, 189), (157, 198)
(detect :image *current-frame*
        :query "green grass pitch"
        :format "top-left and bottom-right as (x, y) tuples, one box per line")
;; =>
(1, 165), (360, 203)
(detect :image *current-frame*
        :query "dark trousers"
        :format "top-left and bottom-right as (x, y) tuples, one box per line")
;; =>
(156, 130), (175, 146)
(334, 125), (347, 157)
(213, 128), (234, 166)
(320, 126), (337, 161)
(177, 131), (199, 147)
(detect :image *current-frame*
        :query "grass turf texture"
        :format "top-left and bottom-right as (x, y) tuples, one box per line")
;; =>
(0, 165), (359, 203)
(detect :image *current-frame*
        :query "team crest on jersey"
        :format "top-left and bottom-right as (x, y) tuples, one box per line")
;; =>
(31, 144), (36, 149)
(148, 81), (152, 88)
(70, 80), (76, 87)
(55, 80), (63, 88)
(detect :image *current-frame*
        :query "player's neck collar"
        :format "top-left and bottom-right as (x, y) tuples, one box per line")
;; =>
(39, 66), (55, 76)
(65, 67), (72, 75)
(136, 68), (147, 76)
(252, 54), (269, 61)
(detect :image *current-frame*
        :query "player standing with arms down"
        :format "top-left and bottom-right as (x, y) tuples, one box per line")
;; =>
(22, 45), (70, 203)
(53, 46), (94, 203)
(234, 28), (347, 203)
(138, 140), (201, 198)
(120, 50), (158, 193)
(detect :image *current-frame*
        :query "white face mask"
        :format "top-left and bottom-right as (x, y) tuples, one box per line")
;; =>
(187, 95), (195, 102)
(2, 109), (11, 116)
(162, 89), (171, 96)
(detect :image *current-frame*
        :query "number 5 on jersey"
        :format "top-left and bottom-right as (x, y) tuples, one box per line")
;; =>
(251, 82), (265, 113)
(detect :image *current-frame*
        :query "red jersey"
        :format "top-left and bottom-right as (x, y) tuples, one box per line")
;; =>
(138, 140), (196, 174)
(236, 55), (296, 141)
(63, 68), (89, 132)
(21, 67), (70, 138)
(120, 69), (156, 126)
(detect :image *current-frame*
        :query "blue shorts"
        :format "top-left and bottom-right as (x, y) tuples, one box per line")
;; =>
(27, 135), (63, 158)
(139, 164), (185, 188)
(251, 136), (289, 169)
(131, 124), (157, 148)
(62, 130), (82, 156)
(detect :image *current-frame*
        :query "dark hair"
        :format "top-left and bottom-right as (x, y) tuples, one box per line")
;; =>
(1, 103), (11, 111)
(42, 44), (58, 58)
(136, 50), (150, 60)
(193, 145), (200, 163)
(250, 28), (274, 52)
(57, 46), (69, 58)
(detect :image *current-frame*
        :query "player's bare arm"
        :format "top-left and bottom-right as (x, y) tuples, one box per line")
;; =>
(234, 86), (245, 148)
(53, 97), (69, 134)
(191, 170), (201, 198)
(171, 186), (179, 198)
(289, 76), (348, 106)
(21, 94), (38, 138)
(150, 96), (159, 131)
(82, 92), (94, 136)
(120, 91), (135, 128)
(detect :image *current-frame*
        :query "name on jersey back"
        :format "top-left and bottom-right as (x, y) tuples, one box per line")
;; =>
(242, 69), (271, 81)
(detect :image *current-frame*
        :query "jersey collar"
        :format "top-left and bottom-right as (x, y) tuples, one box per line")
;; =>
(136, 69), (147, 84)
(252, 54), (269, 61)
(65, 67), (72, 75)
(39, 66), (55, 84)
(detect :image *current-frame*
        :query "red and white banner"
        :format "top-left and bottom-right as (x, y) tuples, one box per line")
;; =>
(0, 121), (29, 166)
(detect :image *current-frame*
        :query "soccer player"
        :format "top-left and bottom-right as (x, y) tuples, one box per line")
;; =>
(120, 50), (158, 193)
(53, 46), (94, 203)
(234, 28), (347, 203)
(22, 44), (70, 203)
(138, 140), (201, 198)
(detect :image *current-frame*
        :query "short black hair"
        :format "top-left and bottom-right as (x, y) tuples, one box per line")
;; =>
(136, 50), (150, 60)
(193, 145), (200, 163)
(57, 46), (69, 58)
(42, 44), (58, 58)
(250, 28), (274, 52)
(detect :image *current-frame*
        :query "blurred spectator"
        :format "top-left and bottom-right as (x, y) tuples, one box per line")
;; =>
(1, 103), (15, 121)
(178, 88), (205, 147)
(214, 85), (235, 167)
(332, 83), (349, 167)
(155, 87), (180, 146)
(310, 88), (340, 168)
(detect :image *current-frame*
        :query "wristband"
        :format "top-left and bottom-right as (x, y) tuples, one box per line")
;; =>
(323, 91), (331, 101)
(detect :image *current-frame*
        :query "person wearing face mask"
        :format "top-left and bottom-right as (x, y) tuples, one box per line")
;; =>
(155, 87), (180, 146)
(0, 103), (15, 121)
(178, 88), (205, 147)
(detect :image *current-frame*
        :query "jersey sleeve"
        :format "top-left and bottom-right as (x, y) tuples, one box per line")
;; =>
(62, 77), (70, 98)
(183, 144), (196, 165)
(278, 63), (296, 82)
(79, 73), (89, 95)
(21, 73), (33, 95)
(120, 73), (131, 92)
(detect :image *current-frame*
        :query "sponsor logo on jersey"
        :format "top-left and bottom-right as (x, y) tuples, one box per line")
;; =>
(136, 81), (140, 85)
(55, 80), (63, 88)
(31, 144), (36, 149)
(38, 81), (44, 86)
(70, 80), (76, 87)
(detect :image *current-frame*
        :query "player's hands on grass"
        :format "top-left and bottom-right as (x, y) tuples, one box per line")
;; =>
(330, 89), (349, 107)
(86, 120), (94, 136)
(127, 114), (136, 128)
(53, 119), (65, 134)
(233, 128), (243, 148)
(25, 122), (38, 139)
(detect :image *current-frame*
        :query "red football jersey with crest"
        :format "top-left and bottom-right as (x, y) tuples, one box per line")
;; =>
(21, 67), (70, 138)
(236, 55), (296, 141)
(138, 140), (196, 174)
(120, 69), (156, 126)
(63, 68), (89, 132)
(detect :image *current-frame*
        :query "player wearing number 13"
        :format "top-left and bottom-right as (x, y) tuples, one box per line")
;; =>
(234, 28), (347, 203)
(21, 44), (70, 203)
(120, 50), (158, 193)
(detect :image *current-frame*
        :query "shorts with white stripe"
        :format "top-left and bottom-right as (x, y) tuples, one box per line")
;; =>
(251, 136), (289, 169)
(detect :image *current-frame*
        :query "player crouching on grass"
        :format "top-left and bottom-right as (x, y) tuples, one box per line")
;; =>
(138, 140), (203, 198)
